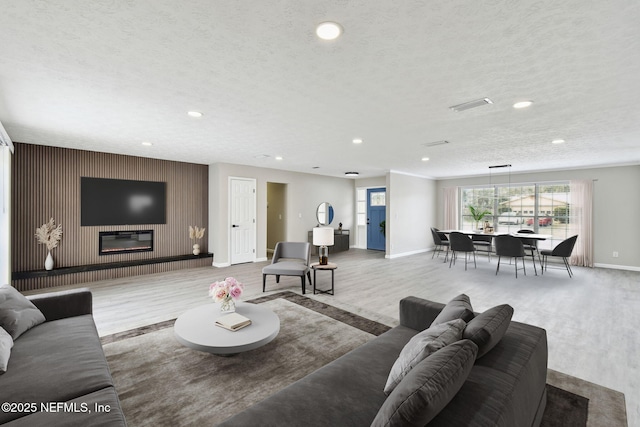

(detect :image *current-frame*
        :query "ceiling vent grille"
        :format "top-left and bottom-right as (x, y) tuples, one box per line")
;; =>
(0, 121), (14, 153)
(422, 140), (450, 148)
(449, 98), (493, 112)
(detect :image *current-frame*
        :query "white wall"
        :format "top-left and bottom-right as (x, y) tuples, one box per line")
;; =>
(0, 147), (11, 285)
(435, 165), (640, 269)
(387, 172), (436, 258)
(209, 164), (354, 266)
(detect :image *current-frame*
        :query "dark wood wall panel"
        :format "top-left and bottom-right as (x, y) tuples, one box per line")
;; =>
(11, 143), (209, 291)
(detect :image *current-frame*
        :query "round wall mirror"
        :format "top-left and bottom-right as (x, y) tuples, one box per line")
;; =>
(316, 202), (334, 225)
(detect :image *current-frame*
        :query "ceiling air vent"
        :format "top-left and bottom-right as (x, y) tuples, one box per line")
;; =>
(422, 140), (450, 148)
(449, 98), (493, 112)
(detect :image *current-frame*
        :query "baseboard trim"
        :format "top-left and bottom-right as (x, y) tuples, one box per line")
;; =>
(385, 248), (429, 259)
(212, 261), (231, 268)
(594, 263), (640, 272)
(255, 257), (268, 263)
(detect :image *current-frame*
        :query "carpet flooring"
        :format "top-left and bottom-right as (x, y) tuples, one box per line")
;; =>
(102, 292), (627, 427)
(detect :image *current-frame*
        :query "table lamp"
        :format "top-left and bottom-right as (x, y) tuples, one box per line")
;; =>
(313, 227), (334, 265)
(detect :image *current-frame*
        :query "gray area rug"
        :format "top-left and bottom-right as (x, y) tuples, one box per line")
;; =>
(102, 292), (627, 426)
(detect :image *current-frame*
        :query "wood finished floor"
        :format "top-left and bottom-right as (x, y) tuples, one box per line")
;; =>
(26, 249), (640, 426)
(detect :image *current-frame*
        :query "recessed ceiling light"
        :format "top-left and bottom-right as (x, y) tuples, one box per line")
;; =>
(552, 139), (565, 144)
(421, 157), (430, 161)
(352, 138), (363, 144)
(316, 22), (343, 40)
(187, 111), (203, 118)
(141, 142), (153, 146)
(513, 101), (533, 109)
(344, 171), (359, 177)
(275, 156), (283, 160)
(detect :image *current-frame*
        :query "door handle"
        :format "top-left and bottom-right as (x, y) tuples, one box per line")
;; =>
(232, 224), (239, 228)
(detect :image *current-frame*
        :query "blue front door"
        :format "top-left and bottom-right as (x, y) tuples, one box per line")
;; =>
(367, 188), (386, 251)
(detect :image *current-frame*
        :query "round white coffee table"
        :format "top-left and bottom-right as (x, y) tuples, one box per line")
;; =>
(174, 302), (280, 356)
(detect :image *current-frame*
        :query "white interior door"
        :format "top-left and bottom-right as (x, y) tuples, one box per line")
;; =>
(230, 177), (256, 264)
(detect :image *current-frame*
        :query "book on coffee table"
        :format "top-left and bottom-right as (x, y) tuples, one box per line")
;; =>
(215, 312), (252, 331)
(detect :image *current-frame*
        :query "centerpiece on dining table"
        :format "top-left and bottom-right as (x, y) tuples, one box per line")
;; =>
(209, 277), (244, 313)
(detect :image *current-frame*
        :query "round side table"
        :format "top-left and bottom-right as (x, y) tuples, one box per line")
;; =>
(311, 262), (337, 295)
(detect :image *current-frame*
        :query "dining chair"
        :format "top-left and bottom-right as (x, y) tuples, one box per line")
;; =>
(494, 235), (526, 278)
(262, 242), (313, 294)
(448, 232), (476, 270)
(517, 229), (541, 275)
(430, 227), (450, 262)
(471, 234), (493, 261)
(540, 235), (579, 278)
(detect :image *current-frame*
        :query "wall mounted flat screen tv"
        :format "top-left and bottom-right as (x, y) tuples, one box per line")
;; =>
(81, 177), (166, 226)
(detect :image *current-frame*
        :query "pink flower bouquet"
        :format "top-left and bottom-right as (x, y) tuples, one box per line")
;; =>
(209, 277), (244, 303)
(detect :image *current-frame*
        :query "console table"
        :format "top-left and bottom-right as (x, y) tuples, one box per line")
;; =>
(308, 230), (349, 255)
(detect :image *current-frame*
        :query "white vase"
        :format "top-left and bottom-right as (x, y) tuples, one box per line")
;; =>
(45, 251), (54, 271)
(192, 243), (200, 255)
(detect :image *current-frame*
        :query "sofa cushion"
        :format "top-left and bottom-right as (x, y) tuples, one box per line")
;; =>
(0, 314), (115, 424)
(431, 294), (474, 326)
(0, 326), (12, 373)
(372, 339), (479, 427)
(0, 285), (46, 340)
(218, 325), (417, 427)
(463, 304), (514, 358)
(383, 318), (465, 394)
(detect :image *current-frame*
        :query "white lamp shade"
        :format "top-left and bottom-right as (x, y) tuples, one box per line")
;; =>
(313, 227), (334, 246)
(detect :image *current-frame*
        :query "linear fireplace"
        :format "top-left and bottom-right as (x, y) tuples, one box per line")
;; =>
(99, 230), (154, 255)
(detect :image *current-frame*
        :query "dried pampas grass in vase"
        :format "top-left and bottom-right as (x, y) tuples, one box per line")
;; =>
(189, 226), (205, 255)
(35, 218), (63, 270)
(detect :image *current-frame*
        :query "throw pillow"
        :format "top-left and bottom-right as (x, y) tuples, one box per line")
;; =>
(0, 285), (46, 340)
(463, 304), (514, 358)
(384, 318), (466, 394)
(0, 327), (12, 374)
(372, 339), (479, 427)
(431, 293), (475, 326)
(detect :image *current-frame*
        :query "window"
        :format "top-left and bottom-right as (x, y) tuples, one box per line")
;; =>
(460, 182), (571, 250)
(356, 189), (366, 226)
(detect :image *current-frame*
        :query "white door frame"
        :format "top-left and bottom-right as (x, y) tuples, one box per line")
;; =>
(228, 176), (257, 264)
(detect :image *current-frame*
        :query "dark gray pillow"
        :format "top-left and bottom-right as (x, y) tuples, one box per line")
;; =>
(0, 327), (12, 373)
(0, 285), (46, 340)
(372, 339), (479, 427)
(431, 294), (474, 326)
(384, 318), (466, 394)
(463, 304), (513, 358)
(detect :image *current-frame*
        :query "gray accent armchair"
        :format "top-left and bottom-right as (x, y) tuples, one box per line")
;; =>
(262, 242), (312, 294)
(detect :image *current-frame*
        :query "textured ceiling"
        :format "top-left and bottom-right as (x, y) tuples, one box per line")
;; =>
(1, 0), (639, 179)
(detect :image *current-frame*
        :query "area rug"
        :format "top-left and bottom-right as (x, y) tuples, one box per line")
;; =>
(102, 292), (627, 427)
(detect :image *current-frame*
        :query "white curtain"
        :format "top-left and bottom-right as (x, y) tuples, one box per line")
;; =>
(569, 179), (593, 267)
(443, 187), (458, 230)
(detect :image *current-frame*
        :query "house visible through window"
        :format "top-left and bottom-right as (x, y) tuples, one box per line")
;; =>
(460, 182), (571, 250)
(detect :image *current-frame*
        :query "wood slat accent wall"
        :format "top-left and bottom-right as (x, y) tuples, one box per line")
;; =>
(12, 143), (209, 291)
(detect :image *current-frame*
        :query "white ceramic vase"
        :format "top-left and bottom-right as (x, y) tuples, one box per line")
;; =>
(192, 243), (200, 255)
(45, 251), (54, 271)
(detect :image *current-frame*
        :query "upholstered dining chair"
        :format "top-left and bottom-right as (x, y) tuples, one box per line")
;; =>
(540, 235), (578, 278)
(471, 234), (493, 261)
(262, 242), (312, 294)
(430, 227), (450, 262)
(517, 229), (541, 275)
(494, 235), (527, 278)
(448, 232), (476, 270)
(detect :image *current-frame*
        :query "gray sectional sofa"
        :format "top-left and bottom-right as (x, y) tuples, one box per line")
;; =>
(219, 295), (548, 426)
(0, 288), (126, 426)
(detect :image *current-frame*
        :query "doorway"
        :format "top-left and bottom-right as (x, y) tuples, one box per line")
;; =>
(229, 177), (256, 264)
(266, 182), (287, 255)
(367, 188), (386, 251)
